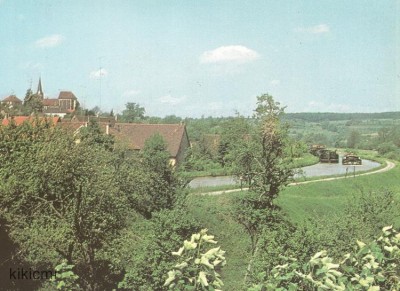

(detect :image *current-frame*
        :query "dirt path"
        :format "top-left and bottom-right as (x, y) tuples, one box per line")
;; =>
(199, 160), (395, 196)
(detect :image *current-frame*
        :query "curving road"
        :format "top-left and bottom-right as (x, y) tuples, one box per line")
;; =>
(190, 156), (381, 189)
(196, 160), (395, 196)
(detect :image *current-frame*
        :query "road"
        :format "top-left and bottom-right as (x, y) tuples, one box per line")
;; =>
(189, 156), (380, 189)
(197, 160), (395, 196)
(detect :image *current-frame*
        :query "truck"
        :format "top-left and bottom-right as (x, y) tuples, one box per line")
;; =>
(309, 144), (326, 157)
(319, 149), (339, 163)
(342, 153), (362, 165)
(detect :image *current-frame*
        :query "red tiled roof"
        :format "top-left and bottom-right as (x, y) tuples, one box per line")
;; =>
(1, 116), (60, 126)
(107, 123), (187, 158)
(2, 95), (22, 103)
(59, 121), (87, 132)
(58, 91), (77, 100)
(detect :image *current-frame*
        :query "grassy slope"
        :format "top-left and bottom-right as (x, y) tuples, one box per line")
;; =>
(186, 161), (399, 290)
(278, 160), (400, 223)
(186, 193), (251, 290)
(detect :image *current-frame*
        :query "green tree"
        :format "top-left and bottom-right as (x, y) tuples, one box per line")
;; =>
(235, 94), (293, 207)
(120, 102), (145, 123)
(347, 129), (361, 148)
(77, 119), (114, 151)
(0, 121), (128, 290)
(117, 209), (200, 290)
(117, 134), (185, 219)
(218, 114), (252, 167)
(23, 88), (43, 114)
(232, 94), (293, 262)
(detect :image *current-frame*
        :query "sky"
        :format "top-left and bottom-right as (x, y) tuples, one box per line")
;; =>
(0, 0), (399, 117)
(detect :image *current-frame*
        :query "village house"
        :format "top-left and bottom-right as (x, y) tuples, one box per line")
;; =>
(1, 95), (23, 108)
(61, 120), (190, 166)
(107, 123), (190, 166)
(1, 78), (80, 118)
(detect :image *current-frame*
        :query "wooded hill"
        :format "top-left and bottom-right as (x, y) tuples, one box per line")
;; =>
(284, 111), (400, 122)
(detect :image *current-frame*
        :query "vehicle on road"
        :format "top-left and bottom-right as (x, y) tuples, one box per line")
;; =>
(319, 149), (339, 163)
(342, 153), (362, 165)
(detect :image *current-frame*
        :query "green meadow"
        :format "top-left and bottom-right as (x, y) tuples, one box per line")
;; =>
(186, 160), (399, 290)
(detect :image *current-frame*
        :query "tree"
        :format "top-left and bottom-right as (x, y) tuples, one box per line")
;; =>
(23, 88), (43, 114)
(120, 102), (145, 123)
(218, 114), (252, 167)
(234, 94), (293, 207)
(347, 129), (361, 148)
(232, 94), (293, 258)
(77, 119), (114, 151)
(117, 209), (200, 290)
(117, 134), (185, 219)
(0, 121), (129, 290)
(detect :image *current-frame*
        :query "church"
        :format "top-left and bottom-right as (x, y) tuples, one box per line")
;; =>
(30, 78), (79, 117)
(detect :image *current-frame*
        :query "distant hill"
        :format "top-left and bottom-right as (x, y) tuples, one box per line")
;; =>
(284, 112), (400, 122)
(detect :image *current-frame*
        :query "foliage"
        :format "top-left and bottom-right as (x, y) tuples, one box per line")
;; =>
(118, 134), (186, 219)
(118, 209), (200, 290)
(120, 102), (145, 122)
(242, 94), (293, 206)
(297, 189), (400, 260)
(231, 95), (293, 256)
(77, 119), (115, 150)
(23, 88), (43, 114)
(0, 121), (129, 290)
(347, 129), (361, 148)
(164, 229), (226, 290)
(44, 261), (81, 290)
(247, 219), (318, 285)
(218, 114), (252, 167)
(249, 226), (400, 290)
(232, 192), (282, 255)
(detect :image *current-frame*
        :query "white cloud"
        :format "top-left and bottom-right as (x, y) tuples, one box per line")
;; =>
(89, 68), (108, 79)
(35, 34), (65, 48)
(270, 79), (281, 86)
(295, 24), (330, 34)
(158, 95), (186, 105)
(200, 45), (260, 64)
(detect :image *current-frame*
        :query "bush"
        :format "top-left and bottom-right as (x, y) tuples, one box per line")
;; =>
(118, 209), (200, 290)
(249, 226), (400, 290)
(164, 229), (226, 290)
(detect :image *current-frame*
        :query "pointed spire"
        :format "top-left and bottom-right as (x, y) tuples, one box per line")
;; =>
(36, 77), (44, 99)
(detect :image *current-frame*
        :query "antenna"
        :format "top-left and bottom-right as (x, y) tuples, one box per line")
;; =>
(99, 56), (103, 112)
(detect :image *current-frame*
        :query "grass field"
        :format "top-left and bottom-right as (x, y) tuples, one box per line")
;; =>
(186, 159), (399, 290)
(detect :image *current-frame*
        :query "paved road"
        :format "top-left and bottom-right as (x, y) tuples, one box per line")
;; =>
(189, 156), (380, 189)
(197, 160), (395, 196)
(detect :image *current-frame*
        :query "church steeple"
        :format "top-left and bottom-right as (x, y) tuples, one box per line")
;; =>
(36, 77), (44, 99)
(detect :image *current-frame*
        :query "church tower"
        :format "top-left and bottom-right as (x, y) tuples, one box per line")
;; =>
(36, 77), (44, 99)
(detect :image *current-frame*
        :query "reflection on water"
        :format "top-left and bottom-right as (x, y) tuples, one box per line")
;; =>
(189, 156), (381, 189)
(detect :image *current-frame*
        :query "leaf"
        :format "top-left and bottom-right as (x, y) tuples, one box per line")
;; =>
(172, 247), (185, 256)
(183, 240), (197, 250)
(198, 271), (209, 287)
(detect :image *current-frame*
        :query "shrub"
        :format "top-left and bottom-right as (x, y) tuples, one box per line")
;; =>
(249, 226), (400, 290)
(164, 229), (226, 290)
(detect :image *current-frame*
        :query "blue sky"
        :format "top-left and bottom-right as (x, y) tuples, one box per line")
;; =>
(0, 0), (399, 117)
